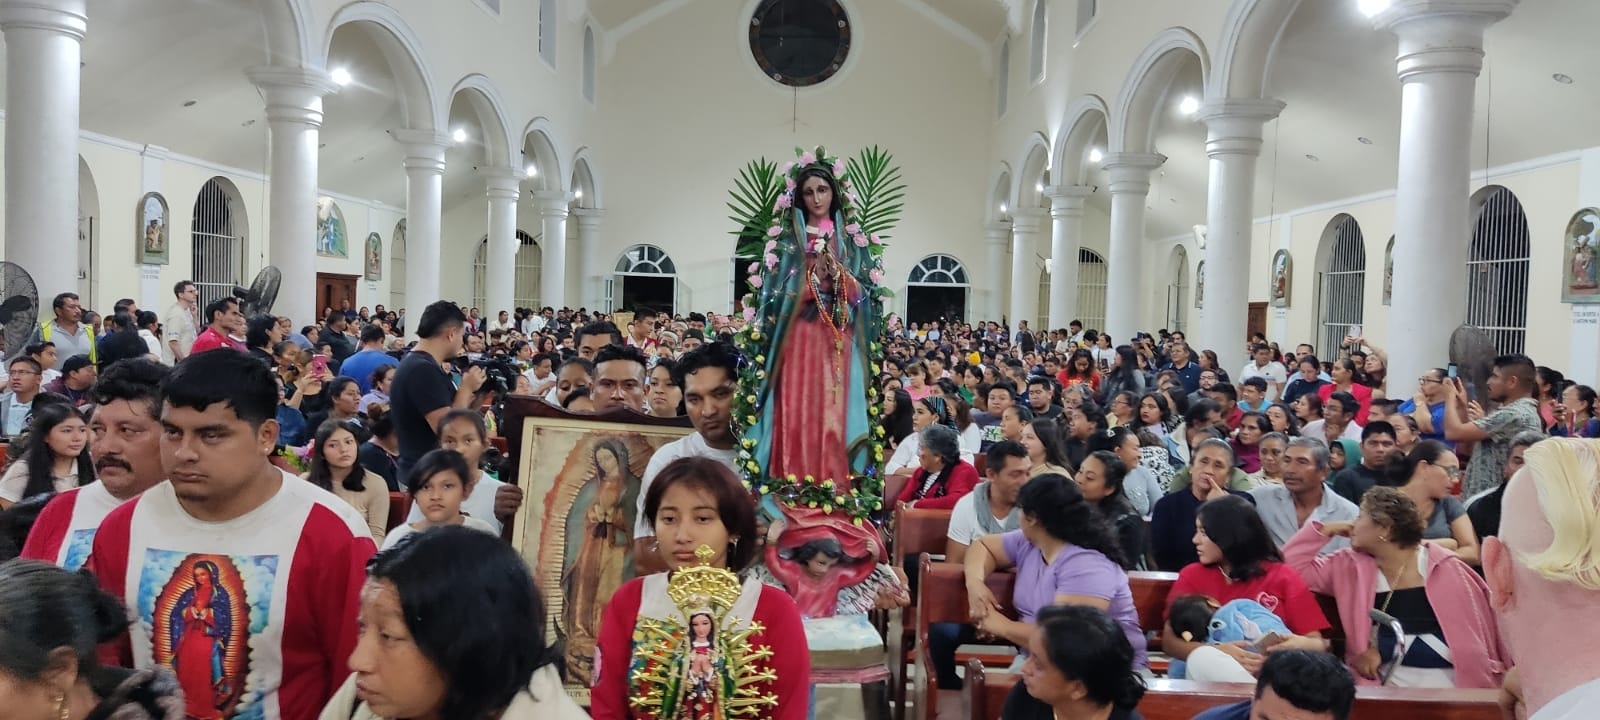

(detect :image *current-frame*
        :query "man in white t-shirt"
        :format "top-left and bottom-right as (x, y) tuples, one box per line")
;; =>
(944, 441), (1031, 564)
(633, 341), (741, 574)
(1238, 343), (1289, 401)
(1486, 438), (1600, 720)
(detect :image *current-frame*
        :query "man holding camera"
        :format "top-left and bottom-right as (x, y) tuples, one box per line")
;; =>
(390, 301), (487, 487)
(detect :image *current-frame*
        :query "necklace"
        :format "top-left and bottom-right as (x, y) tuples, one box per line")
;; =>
(1377, 550), (1414, 613)
(807, 250), (848, 383)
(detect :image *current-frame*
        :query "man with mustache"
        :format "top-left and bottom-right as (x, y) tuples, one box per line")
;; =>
(21, 358), (169, 570)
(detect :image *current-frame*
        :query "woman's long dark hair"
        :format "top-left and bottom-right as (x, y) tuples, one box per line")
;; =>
(1000, 604), (1148, 718)
(882, 387), (914, 447)
(16, 402), (91, 502)
(1083, 449), (1136, 516)
(795, 165), (845, 223)
(306, 419), (368, 493)
(1016, 473), (1126, 568)
(1108, 345), (1140, 384)
(1196, 495), (1281, 581)
(1027, 418), (1073, 469)
(1378, 439), (1453, 488)
(369, 526), (561, 719)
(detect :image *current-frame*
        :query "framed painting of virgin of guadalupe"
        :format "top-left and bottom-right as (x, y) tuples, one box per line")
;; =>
(500, 396), (692, 704)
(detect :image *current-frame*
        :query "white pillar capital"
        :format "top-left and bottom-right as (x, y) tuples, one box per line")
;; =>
(394, 130), (449, 174)
(532, 190), (574, 216)
(1010, 208), (1046, 233)
(1101, 153), (1165, 195)
(986, 222), (1012, 244)
(1374, 0), (1515, 80)
(479, 165), (523, 200)
(573, 207), (608, 230)
(1198, 98), (1284, 158)
(0, 0), (86, 40)
(247, 66), (339, 127)
(1044, 185), (1092, 217)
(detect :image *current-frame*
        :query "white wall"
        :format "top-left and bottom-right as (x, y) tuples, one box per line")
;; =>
(589, 0), (994, 317)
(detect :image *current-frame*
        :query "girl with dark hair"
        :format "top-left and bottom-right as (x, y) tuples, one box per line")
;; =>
(1002, 605), (1149, 720)
(592, 457), (810, 718)
(1319, 358), (1374, 425)
(0, 559), (183, 719)
(1060, 403), (1107, 471)
(382, 449), (496, 551)
(886, 396), (968, 478)
(360, 365), (394, 415)
(1098, 346), (1146, 406)
(1162, 495), (1330, 681)
(1057, 349), (1102, 395)
(1380, 440), (1479, 565)
(1070, 450), (1148, 571)
(403, 409), (514, 535)
(1021, 418), (1074, 478)
(880, 387), (914, 449)
(0, 402), (90, 510)
(303, 419), (390, 540)
(322, 526), (584, 719)
(1266, 402), (1300, 436)
(358, 403), (400, 491)
(965, 474), (1148, 672)
(1231, 412), (1272, 474)
(306, 376), (369, 440)
(1551, 383), (1600, 437)
(136, 310), (164, 361)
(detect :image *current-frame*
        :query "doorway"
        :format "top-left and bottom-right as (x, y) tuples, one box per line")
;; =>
(317, 273), (359, 320)
(616, 274), (675, 316)
(905, 285), (968, 326)
(1247, 302), (1267, 342)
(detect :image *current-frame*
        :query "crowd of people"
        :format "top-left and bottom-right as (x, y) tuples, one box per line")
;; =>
(0, 282), (1597, 720)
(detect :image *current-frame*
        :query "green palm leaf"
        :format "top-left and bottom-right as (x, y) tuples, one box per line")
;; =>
(727, 158), (782, 257)
(845, 146), (906, 240)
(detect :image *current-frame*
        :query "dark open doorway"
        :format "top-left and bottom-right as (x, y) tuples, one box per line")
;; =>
(617, 275), (675, 316)
(904, 285), (967, 326)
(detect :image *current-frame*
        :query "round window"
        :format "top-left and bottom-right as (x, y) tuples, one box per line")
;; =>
(748, 0), (851, 88)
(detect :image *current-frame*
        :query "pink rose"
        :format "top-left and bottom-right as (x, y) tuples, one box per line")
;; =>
(747, 261), (760, 274)
(781, 161), (796, 174)
(800, 151), (816, 166)
(846, 191), (860, 205)
(818, 219), (835, 236)
(764, 239), (777, 253)
(775, 194), (791, 211)
(868, 268), (884, 284)
(742, 306), (756, 323)
(832, 160), (846, 176)
(765, 252), (779, 269)
(870, 234), (883, 245)
(853, 233), (869, 247)
(845, 223), (861, 235)
(766, 225), (781, 238)
(785, 177), (796, 191)
(749, 274), (763, 288)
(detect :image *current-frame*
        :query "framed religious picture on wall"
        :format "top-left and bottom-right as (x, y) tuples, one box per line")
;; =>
(1195, 260), (1206, 309)
(502, 398), (692, 705)
(364, 232), (382, 280)
(1382, 236), (1395, 306)
(316, 196), (348, 258)
(1269, 250), (1292, 308)
(136, 192), (170, 265)
(1563, 208), (1600, 304)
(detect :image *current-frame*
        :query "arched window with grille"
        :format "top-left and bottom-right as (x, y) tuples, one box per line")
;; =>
(1166, 245), (1188, 333)
(1076, 248), (1107, 332)
(1467, 187), (1531, 354)
(1315, 214), (1366, 357)
(191, 177), (249, 312)
(908, 254), (969, 324)
(613, 244), (678, 315)
(473, 231), (542, 310)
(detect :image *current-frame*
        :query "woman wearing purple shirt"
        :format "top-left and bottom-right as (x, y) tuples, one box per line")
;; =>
(964, 473), (1149, 671)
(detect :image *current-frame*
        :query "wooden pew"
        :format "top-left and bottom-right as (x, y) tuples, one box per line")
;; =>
(385, 491), (412, 534)
(916, 554), (1015, 720)
(1128, 570), (1178, 673)
(965, 671), (1502, 720)
(890, 506), (952, 720)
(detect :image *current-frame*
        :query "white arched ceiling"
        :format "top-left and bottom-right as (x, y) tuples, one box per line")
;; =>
(1052, 94), (1110, 187)
(322, 2), (443, 132)
(1109, 27), (1210, 239)
(520, 118), (566, 193)
(1014, 131), (1051, 210)
(320, 21), (421, 206)
(989, 165), (1013, 223)
(571, 149), (599, 209)
(1110, 27), (1210, 156)
(256, 0), (316, 67)
(1210, 0), (1305, 100)
(447, 75), (516, 169)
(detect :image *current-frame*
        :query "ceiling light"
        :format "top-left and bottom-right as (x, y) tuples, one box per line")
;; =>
(1357, 136), (1372, 145)
(451, 128), (468, 144)
(1000, 203), (1009, 214)
(1178, 96), (1200, 115)
(1088, 147), (1104, 163)
(524, 164), (538, 178)
(1357, 0), (1392, 18)
(1035, 182), (1045, 193)
(575, 189), (584, 199)
(1305, 154), (1320, 162)
(330, 67), (353, 86)
(1554, 73), (1575, 85)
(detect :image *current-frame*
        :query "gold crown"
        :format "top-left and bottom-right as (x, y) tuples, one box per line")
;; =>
(666, 545), (744, 613)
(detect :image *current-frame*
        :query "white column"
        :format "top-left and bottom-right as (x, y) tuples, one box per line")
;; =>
(1101, 153), (1165, 342)
(247, 67), (338, 326)
(533, 190), (573, 309)
(573, 209), (607, 310)
(1197, 98), (1283, 371)
(1376, 0), (1514, 389)
(0, 0), (85, 298)
(1009, 210), (1044, 330)
(482, 167), (521, 318)
(1043, 185), (1092, 331)
(985, 222), (1011, 323)
(394, 131), (448, 322)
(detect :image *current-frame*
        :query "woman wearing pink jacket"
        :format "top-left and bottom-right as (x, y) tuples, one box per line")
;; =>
(1282, 486), (1509, 688)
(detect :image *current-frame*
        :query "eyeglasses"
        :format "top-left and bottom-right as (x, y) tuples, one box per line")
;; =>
(1419, 377), (1442, 384)
(8, 370), (38, 376)
(1432, 463), (1462, 478)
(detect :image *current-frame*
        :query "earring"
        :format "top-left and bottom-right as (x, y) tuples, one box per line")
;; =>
(56, 692), (67, 720)
(1379, 536), (1388, 542)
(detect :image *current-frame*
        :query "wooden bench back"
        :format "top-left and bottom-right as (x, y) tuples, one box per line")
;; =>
(1127, 570), (1177, 633)
(966, 673), (1502, 720)
(893, 506), (953, 560)
(915, 555), (1014, 720)
(386, 491), (411, 533)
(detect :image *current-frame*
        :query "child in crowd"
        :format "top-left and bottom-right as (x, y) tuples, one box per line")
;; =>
(382, 448), (496, 551)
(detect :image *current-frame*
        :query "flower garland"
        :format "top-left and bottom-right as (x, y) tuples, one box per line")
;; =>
(729, 146), (893, 522)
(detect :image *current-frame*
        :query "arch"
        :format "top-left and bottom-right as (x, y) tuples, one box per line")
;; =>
(908, 254), (970, 285)
(474, 230), (542, 309)
(1053, 94), (1110, 187)
(1211, 0), (1305, 99)
(520, 117), (566, 192)
(447, 74), (516, 168)
(390, 219), (407, 310)
(257, 0), (315, 66)
(615, 244), (676, 275)
(1110, 27), (1210, 155)
(1013, 131), (1051, 210)
(1029, 0), (1048, 82)
(582, 25), (597, 102)
(613, 244), (678, 315)
(989, 164), (1013, 223)
(323, 2), (443, 131)
(1467, 186), (1531, 354)
(570, 149), (600, 208)
(1165, 245), (1189, 332)
(191, 177), (251, 311)
(1314, 214), (1366, 359)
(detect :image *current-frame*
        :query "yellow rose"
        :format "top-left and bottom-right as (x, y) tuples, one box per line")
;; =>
(822, 479), (834, 489)
(752, 331), (762, 341)
(746, 415), (757, 425)
(756, 355), (766, 364)
(823, 503), (833, 513)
